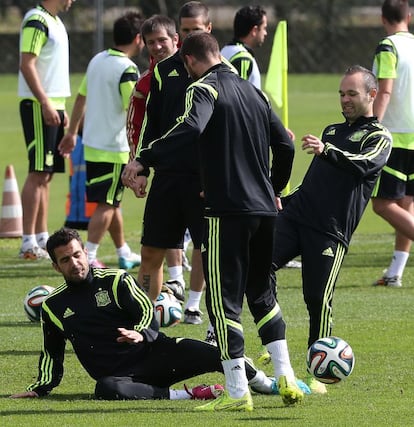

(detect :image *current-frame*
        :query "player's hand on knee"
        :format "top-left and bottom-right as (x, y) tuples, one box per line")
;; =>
(117, 327), (144, 344)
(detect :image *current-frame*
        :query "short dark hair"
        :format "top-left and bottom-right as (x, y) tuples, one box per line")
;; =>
(46, 228), (84, 263)
(180, 31), (220, 62)
(179, 1), (210, 25)
(234, 5), (266, 39)
(113, 11), (144, 45)
(344, 65), (378, 92)
(141, 14), (177, 44)
(382, 0), (410, 24)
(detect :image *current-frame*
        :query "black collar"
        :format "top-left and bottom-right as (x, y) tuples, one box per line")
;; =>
(343, 115), (378, 127)
(66, 269), (94, 288)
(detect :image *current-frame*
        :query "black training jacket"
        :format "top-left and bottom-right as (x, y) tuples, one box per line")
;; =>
(137, 50), (197, 175)
(282, 116), (392, 248)
(27, 268), (157, 396)
(139, 63), (294, 217)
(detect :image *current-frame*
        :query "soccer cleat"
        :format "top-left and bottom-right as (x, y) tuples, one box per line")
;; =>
(184, 308), (203, 324)
(195, 390), (253, 412)
(278, 375), (304, 405)
(205, 329), (217, 346)
(305, 374), (327, 394)
(257, 346), (271, 365)
(163, 279), (185, 302)
(249, 376), (276, 395)
(89, 259), (107, 268)
(283, 259), (302, 268)
(118, 252), (141, 270)
(293, 378), (311, 395)
(246, 367), (274, 395)
(372, 275), (402, 288)
(250, 377), (311, 395)
(184, 383), (224, 400)
(19, 246), (50, 260)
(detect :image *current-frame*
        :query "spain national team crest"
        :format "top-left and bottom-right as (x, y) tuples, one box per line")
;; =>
(95, 290), (111, 307)
(349, 130), (367, 142)
(45, 151), (54, 167)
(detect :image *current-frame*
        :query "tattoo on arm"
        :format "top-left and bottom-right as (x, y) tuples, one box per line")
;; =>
(142, 274), (150, 292)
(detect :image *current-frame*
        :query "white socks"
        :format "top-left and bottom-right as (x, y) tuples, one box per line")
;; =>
(266, 339), (295, 382)
(23, 233), (49, 250)
(87, 242), (135, 261)
(169, 389), (192, 400)
(21, 234), (37, 250)
(116, 243), (132, 258)
(85, 241), (99, 262)
(387, 250), (409, 278)
(222, 358), (249, 398)
(168, 265), (184, 284)
(36, 232), (49, 249)
(185, 290), (202, 311)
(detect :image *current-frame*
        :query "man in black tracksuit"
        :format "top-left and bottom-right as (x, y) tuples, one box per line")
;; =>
(122, 32), (301, 411)
(272, 65), (392, 394)
(129, 3), (213, 311)
(10, 228), (279, 401)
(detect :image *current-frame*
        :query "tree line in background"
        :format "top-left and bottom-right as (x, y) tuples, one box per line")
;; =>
(0, 1), (388, 74)
(2, 0), (384, 23)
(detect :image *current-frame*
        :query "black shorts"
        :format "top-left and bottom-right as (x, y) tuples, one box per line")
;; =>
(20, 99), (65, 173)
(372, 148), (414, 199)
(85, 161), (125, 207)
(141, 173), (204, 249)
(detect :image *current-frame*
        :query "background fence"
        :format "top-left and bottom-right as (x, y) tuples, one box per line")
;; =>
(0, 1), (390, 75)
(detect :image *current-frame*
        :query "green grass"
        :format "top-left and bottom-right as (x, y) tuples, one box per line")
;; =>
(0, 74), (412, 426)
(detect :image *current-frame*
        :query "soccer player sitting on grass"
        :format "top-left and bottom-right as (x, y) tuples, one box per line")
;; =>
(11, 228), (278, 401)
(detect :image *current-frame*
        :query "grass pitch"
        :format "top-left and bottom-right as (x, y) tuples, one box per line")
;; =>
(0, 74), (412, 426)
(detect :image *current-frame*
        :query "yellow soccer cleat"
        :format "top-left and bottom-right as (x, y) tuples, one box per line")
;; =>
(278, 375), (304, 405)
(195, 390), (253, 412)
(257, 346), (272, 365)
(305, 374), (328, 395)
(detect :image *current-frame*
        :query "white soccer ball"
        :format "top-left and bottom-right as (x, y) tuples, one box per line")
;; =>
(154, 291), (182, 327)
(306, 336), (355, 384)
(23, 285), (55, 322)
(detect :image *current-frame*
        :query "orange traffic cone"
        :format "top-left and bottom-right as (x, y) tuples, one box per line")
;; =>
(0, 164), (23, 238)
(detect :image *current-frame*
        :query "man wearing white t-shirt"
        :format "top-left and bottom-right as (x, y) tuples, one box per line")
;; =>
(372, 0), (414, 288)
(220, 5), (267, 90)
(18, 0), (75, 260)
(59, 11), (144, 269)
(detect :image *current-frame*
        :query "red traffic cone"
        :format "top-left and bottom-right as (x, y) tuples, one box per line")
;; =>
(0, 164), (23, 238)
